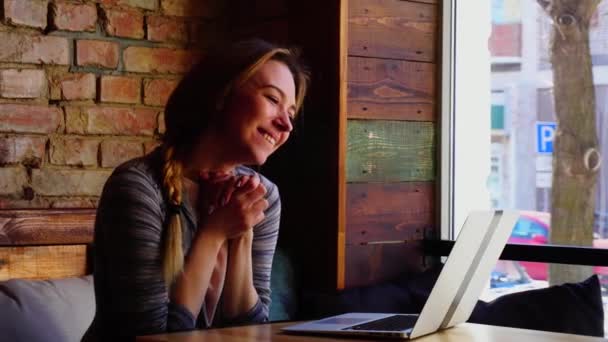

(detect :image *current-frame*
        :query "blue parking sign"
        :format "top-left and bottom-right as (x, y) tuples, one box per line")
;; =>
(536, 122), (556, 154)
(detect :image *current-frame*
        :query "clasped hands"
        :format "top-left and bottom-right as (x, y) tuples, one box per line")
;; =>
(196, 171), (268, 241)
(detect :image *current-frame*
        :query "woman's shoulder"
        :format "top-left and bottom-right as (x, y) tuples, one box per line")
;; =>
(104, 147), (164, 194)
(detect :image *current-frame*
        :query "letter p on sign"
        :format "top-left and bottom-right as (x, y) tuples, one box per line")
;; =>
(536, 122), (556, 154)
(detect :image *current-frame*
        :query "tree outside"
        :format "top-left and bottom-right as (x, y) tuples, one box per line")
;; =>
(538, 0), (602, 285)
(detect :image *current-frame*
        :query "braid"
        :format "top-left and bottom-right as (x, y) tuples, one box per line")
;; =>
(161, 145), (184, 288)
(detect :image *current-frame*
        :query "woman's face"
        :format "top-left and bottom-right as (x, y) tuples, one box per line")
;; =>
(220, 59), (296, 165)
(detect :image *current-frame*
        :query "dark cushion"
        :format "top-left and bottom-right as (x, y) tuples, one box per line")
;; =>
(0, 276), (95, 342)
(469, 274), (605, 337)
(269, 248), (298, 321)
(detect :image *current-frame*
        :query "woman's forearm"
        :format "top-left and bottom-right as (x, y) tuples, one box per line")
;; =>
(222, 231), (259, 319)
(171, 228), (225, 318)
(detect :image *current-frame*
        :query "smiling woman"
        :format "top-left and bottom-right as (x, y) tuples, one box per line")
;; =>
(81, 39), (309, 341)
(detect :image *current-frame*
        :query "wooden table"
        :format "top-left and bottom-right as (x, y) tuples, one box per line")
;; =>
(137, 322), (607, 341)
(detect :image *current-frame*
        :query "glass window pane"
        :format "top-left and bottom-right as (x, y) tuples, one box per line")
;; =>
(455, 1), (608, 252)
(453, 0), (608, 334)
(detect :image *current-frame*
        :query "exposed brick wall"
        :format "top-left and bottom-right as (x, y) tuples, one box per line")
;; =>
(0, 0), (226, 209)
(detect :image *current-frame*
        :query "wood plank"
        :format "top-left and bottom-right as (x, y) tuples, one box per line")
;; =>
(346, 120), (435, 182)
(337, 0), (350, 290)
(349, 0), (437, 61)
(348, 56), (435, 121)
(346, 182), (435, 244)
(0, 209), (95, 246)
(0, 245), (88, 281)
(345, 242), (427, 288)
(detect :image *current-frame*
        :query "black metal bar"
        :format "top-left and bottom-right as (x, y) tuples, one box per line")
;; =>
(423, 239), (608, 267)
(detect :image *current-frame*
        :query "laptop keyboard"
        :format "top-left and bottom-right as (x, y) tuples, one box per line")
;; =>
(345, 315), (418, 331)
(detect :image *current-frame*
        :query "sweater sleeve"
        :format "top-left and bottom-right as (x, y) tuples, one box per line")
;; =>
(92, 163), (195, 338)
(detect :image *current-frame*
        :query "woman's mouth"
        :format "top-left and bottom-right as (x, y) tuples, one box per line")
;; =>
(261, 130), (276, 146)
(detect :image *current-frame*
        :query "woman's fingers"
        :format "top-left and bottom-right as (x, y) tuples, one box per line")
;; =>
(251, 197), (269, 213)
(245, 183), (266, 203)
(239, 174), (260, 192)
(219, 176), (241, 207)
(198, 172), (236, 214)
(233, 176), (264, 203)
(248, 198), (268, 226)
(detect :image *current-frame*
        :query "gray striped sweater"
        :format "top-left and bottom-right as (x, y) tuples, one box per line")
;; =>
(82, 148), (280, 340)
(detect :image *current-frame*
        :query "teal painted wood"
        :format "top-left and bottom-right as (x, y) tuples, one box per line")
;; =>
(347, 120), (435, 182)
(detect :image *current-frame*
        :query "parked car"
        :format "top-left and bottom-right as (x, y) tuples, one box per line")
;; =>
(483, 259), (548, 302)
(508, 211), (608, 282)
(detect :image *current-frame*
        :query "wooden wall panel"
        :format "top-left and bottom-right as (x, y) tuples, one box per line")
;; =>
(348, 57), (436, 121)
(347, 120), (435, 182)
(0, 209), (95, 245)
(0, 245), (88, 281)
(349, 0), (437, 62)
(346, 182), (434, 245)
(345, 242), (426, 288)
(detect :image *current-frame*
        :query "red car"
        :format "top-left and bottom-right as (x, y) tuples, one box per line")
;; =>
(509, 211), (608, 281)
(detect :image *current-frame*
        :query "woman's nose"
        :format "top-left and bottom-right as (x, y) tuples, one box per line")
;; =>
(274, 111), (293, 132)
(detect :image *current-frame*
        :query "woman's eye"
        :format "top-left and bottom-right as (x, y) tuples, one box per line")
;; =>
(266, 95), (279, 104)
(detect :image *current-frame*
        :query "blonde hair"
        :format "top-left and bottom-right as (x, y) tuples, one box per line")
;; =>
(161, 39), (309, 287)
(161, 145), (184, 286)
(219, 48), (308, 115)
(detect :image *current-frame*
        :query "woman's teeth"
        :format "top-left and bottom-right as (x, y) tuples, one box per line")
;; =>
(263, 133), (276, 146)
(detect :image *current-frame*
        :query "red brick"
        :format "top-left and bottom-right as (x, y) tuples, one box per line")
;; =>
(49, 137), (99, 166)
(143, 139), (160, 154)
(0, 69), (46, 98)
(101, 7), (144, 39)
(50, 198), (97, 208)
(146, 16), (188, 43)
(123, 46), (197, 74)
(157, 111), (165, 134)
(0, 105), (63, 134)
(31, 169), (112, 196)
(0, 135), (46, 165)
(52, 73), (96, 101)
(86, 107), (157, 136)
(0, 32), (69, 65)
(100, 139), (144, 167)
(98, 0), (157, 10)
(161, 0), (222, 17)
(76, 40), (120, 69)
(143, 78), (178, 106)
(65, 107), (86, 134)
(0, 167), (28, 196)
(51, 2), (97, 32)
(100, 76), (141, 104)
(3, 0), (47, 29)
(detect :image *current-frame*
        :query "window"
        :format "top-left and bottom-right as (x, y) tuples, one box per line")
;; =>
(443, 0), (608, 333)
(490, 105), (505, 130)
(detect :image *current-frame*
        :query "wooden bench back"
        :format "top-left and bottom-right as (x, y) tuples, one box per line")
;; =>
(0, 209), (95, 281)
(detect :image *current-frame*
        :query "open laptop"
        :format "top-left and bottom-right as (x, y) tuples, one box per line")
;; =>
(282, 210), (520, 339)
